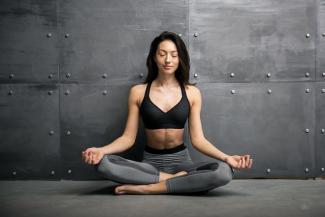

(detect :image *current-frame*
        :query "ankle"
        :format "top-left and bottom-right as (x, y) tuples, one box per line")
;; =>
(159, 172), (173, 182)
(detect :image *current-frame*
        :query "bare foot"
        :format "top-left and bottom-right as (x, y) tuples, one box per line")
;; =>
(159, 171), (188, 181)
(115, 181), (169, 195)
(114, 171), (188, 195)
(115, 184), (148, 195)
(174, 171), (188, 177)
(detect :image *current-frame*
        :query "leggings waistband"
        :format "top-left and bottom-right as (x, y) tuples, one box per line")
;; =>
(144, 143), (186, 154)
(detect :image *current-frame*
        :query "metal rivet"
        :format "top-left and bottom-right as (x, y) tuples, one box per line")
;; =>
(65, 33), (70, 38)
(305, 72), (310, 77)
(8, 90), (14, 95)
(66, 130), (71, 136)
(321, 89), (325, 93)
(194, 32), (199, 37)
(12, 171), (17, 176)
(321, 168), (325, 172)
(48, 90), (53, 95)
(102, 90), (108, 95)
(305, 33), (310, 38)
(194, 73), (198, 78)
(322, 33), (325, 37)
(267, 89), (272, 94)
(102, 73), (107, 79)
(49, 130), (54, 135)
(266, 168), (271, 173)
(9, 73), (14, 79)
(230, 73), (235, 78)
(67, 169), (72, 174)
(47, 33), (52, 38)
(139, 73), (144, 78)
(305, 88), (310, 93)
(66, 73), (71, 78)
(231, 89), (236, 94)
(305, 128), (310, 133)
(65, 90), (70, 95)
(51, 170), (55, 175)
(266, 73), (271, 78)
(321, 129), (325, 134)
(178, 33), (182, 37)
(48, 74), (53, 79)
(322, 72), (325, 77)
(304, 168), (309, 173)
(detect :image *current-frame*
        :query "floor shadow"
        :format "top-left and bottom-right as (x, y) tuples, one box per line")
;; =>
(83, 185), (118, 195)
(62, 180), (250, 197)
(80, 182), (121, 195)
(58, 181), (121, 195)
(80, 185), (249, 197)
(168, 188), (250, 197)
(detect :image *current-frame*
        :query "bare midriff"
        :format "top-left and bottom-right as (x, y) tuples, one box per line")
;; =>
(145, 128), (184, 150)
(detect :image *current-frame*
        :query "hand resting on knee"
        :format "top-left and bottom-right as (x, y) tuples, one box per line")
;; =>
(82, 147), (105, 165)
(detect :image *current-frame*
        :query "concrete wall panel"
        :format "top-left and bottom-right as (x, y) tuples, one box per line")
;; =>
(0, 0), (59, 83)
(189, 0), (317, 83)
(188, 82), (316, 178)
(0, 84), (60, 179)
(58, 0), (188, 83)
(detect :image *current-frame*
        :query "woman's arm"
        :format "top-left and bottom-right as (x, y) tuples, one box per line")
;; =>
(188, 86), (253, 169)
(99, 85), (141, 155)
(82, 85), (141, 165)
(188, 86), (229, 161)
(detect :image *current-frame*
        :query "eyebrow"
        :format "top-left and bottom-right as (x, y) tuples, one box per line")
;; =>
(159, 49), (178, 53)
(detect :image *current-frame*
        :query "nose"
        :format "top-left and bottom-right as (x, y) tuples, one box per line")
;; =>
(165, 54), (171, 64)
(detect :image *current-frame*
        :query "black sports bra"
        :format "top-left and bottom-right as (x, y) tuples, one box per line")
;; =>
(140, 82), (190, 129)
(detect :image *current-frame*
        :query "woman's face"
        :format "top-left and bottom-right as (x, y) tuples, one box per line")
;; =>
(154, 39), (179, 75)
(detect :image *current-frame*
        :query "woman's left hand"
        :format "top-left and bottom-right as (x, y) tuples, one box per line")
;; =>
(225, 155), (253, 170)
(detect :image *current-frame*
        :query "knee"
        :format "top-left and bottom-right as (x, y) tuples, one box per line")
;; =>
(210, 161), (233, 187)
(96, 155), (112, 176)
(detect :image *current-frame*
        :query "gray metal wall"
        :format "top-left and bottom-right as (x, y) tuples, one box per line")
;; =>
(0, 0), (324, 180)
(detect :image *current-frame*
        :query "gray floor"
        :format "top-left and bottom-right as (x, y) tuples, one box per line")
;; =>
(0, 179), (324, 217)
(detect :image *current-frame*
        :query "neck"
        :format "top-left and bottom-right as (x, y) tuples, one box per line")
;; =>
(154, 72), (179, 87)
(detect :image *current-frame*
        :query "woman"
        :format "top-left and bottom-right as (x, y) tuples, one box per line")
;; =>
(82, 31), (253, 195)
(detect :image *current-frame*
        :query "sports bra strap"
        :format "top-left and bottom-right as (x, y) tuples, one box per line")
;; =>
(144, 82), (152, 98)
(144, 81), (185, 101)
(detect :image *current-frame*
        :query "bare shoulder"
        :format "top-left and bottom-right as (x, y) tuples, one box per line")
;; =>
(130, 83), (146, 92)
(130, 83), (148, 105)
(185, 84), (201, 106)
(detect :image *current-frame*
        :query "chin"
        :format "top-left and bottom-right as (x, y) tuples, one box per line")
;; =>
(162, 69), (176, 73)
(163, 71), (176, 76)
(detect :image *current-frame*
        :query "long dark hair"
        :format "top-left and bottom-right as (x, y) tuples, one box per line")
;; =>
(144, 31), (196, 87)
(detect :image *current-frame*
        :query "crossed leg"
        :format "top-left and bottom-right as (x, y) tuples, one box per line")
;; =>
(96, 154), (233, 195)
(115, 171), (188, 195)
(96, 154), (188, 194)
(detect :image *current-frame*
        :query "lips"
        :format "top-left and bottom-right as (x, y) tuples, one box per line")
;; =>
(163, 66), (173, 69)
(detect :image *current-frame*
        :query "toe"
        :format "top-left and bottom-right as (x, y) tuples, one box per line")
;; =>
(114, 186), (124, 195)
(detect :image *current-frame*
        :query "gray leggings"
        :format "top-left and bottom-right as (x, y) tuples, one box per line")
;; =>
(96, 145), (234, 194)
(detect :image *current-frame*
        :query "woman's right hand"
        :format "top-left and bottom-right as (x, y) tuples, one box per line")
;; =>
(82, 147), (105, 165)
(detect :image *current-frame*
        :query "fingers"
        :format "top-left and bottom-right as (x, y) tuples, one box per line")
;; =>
(82, 148), (102, 165)
(236, 159), (242, 169)
(248, 158), (253, 168)
(91, 153), (95, 164)
(245, 155), (250, 167)
(237, 158), (245, 169)
(81, 149), (93, 164)
(242, 155), (253, 169)
(93, 153), (101, 165)
(240, 157), (246, 169)
(81, 151), (88, 163)
(235, 155), (253, 170)
(245, 155), (253, 168)
(82, 149), (89, 161)
(86, 151), (91, 164)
